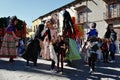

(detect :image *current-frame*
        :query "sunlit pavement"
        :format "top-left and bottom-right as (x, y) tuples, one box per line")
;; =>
(0, 53), (120, 80)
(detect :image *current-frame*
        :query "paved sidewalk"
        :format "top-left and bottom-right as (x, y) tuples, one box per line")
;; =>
(0, 53), (120, 80)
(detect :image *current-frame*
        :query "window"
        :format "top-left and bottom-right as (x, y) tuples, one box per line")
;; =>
(34, 26), (35, 32)
(75, 5), (86, 24)
(109, 3), (120, 17)
(78, 12), (85, 24)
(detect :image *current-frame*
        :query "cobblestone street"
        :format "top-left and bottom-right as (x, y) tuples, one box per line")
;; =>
(0, 53), (120, 80)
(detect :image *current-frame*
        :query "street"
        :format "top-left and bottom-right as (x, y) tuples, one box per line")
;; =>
(0, 53), (120, 80)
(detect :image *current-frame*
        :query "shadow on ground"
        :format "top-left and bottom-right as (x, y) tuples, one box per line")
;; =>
(0, 53), (120, 80)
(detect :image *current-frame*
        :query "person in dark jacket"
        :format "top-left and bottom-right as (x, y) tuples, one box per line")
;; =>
(22, 19), (52, 66)
(56, 35), (66, 74)
(104, 23), (117, 41)
(104, 24), (117, 63)
(22, 38), (40, 66)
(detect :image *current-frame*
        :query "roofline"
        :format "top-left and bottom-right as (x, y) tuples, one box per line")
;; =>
(32, 0), (85, 23)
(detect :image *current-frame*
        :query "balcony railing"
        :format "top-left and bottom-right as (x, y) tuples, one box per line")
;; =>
(103, 12), (120, 20)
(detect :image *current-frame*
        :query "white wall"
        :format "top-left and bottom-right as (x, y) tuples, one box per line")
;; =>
(87, 0), (108, 38)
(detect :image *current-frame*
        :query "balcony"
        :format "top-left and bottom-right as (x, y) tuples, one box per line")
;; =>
(103, 12), (120, 23)
(103, 0), (120, 4)
(78, 16), (86, 25)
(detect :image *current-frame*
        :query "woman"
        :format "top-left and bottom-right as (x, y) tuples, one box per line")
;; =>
(22, 19), (52, 66)
(0, 16), (18, 62)
(22, 38), (40, 66)
(40, 18), (57, 60)
(104, 24), (117, 62)
(104, 23), (117, 41)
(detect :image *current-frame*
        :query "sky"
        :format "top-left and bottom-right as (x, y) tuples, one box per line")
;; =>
(0, 0), (74, 27)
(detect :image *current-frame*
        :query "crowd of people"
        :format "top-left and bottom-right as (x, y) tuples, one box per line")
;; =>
(0, 9), (119, 75)
(81, 22), (118, 74)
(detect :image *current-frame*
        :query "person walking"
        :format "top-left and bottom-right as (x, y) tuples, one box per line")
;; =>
(22, 19), (52, 66)
(88, 37), (98, 74)
(57, 35), (66, 74)
(0, 16), (18, 62)
(86, 22), (98, 74)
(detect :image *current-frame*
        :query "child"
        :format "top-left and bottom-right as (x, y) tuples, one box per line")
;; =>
(109, 39), (116, 63)
(96, 38), (102, 62)
(82, 41), (90, 64)
(88, 37), (98, 74)
(101, 38), (109, 63)
(56, 36), (66, 74)
(87, 22), (98, 40)
(17, 38), (24, 56)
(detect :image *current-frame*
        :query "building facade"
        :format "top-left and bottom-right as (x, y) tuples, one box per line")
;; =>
(32, 0), (120, 41)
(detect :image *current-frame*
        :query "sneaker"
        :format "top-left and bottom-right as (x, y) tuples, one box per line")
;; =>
(50, 69), (56, 73)
(89, 68), (93, 74)
(90, 68), (92, 72)
(59, 71), (64, 75)
(112, 60), (115, 63)
(110, 60), (114, 63)
(89, 71), (93, 74)
(56, 70), (60, 73)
